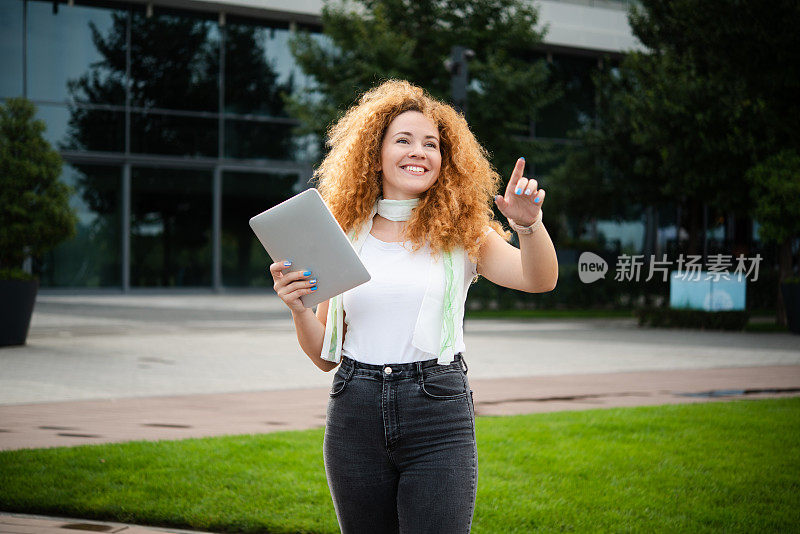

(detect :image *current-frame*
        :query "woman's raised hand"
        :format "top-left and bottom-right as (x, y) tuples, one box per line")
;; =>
(494, 157), (545, 227)
(268, 261), (318, 314)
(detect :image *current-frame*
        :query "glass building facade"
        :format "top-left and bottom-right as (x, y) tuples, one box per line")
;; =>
(1, 0), (320, 290)
(1, 0), (612, 290)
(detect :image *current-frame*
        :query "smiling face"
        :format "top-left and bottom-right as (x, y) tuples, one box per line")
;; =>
(378, 110), (442, 200)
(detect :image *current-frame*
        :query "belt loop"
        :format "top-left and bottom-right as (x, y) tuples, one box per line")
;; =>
(460, 354), (468, 374)
(415, 361), (424, 383)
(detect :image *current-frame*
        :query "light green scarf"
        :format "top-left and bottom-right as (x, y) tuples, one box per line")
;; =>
(320, 198), (464, 365)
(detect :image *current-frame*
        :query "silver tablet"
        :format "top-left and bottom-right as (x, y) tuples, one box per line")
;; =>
(249, 188), (371, 308)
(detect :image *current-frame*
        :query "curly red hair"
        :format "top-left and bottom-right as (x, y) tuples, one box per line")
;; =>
(314, 79), (509, 261)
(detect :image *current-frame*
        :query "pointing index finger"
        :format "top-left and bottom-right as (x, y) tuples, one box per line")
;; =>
(505, 157), (526, 199)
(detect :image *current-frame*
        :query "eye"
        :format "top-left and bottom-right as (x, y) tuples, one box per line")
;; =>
(425, 141), (438, 148)
(396, 138), (409, 144)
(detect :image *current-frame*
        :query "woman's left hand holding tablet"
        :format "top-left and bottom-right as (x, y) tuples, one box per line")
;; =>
(494, 157), (545, 226)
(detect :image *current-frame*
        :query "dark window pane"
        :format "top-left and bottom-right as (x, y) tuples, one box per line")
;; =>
(131, 112), (217, 157)
(27, 0), (126, 105)
(224, 119), (294, 159)
(536, 54), (597, 139)
(224, 22), (292, 116)
(40, 164), (122, 287)
(131, 168), (212, 287)
(60, 104), (126, 152)
(36, 103), (125, 153)
(0, 0), (23, 97)
(130, 10), (219, 112)
(222, 172), (298, 286)
(223, 22), (326, 115)
(34, 103), (70, 150)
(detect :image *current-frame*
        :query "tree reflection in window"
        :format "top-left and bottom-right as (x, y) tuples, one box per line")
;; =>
(63, 8), (294, 158)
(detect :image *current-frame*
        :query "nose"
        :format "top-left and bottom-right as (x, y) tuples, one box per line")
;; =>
(408, 141), (426, 158)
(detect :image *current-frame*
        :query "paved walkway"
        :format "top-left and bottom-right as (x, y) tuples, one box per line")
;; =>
(1, 294), (799, 534)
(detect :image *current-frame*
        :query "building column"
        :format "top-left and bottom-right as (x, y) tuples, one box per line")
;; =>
(122, 163), (131, 292)
(213, 166), (222, 292)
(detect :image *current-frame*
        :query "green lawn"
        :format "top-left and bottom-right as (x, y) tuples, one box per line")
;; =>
(1, 398), (798, 533)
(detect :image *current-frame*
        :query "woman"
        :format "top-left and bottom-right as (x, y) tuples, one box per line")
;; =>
(269, 80), (558, 533)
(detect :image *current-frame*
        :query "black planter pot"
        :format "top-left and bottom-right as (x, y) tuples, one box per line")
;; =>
(0, 279), (39, 347)
(781, 283), (800, 335)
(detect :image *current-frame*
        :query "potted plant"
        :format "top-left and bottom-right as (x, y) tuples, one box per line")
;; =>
(0, 97), (76, 346)
(747, 148), (800, 333)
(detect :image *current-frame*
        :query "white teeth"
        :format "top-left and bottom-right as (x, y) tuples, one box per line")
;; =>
(403, 165), (425, 173)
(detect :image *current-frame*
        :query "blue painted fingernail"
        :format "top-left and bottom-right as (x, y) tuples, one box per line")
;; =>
(303, 271), (311, 276)
(524, 190), (532, 196)
(310, 278), (317, 285)
(520, 156), (525, 161)
(310, 286), (318, 291)
(534, 197), (541, 204)
(515, 188), (522, 195)
(284, 261), (292, 266)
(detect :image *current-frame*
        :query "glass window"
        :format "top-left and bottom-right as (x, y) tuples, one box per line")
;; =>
(222, 171), (299, 286)
(131, 168), (212, 287)
(51, 103), (126, 152)
(40, 164), (122, 287)
(34, 103), (71, 150)
(130, 112), (217, 157)
(224, 21), (292, 116)
(130, 9), (219, 112)
(0, 0), (23, 97)
(36, 103), (126, 153)
(536, 54), (597, 139)
(224, 119), (295, 160)
(224, 21), (326, 115)
(26, 0), (126, 105)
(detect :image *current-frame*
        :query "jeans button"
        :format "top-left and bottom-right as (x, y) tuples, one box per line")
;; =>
(384, 366), (392, 374)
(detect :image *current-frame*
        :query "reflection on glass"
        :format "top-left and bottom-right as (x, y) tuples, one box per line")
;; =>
(130, 10), (219, 112)
(224, 22), (292, 116)
(130, 112), (217, 156)
(34, 104), (71, 149)
(40, 164), (121, 287)
(224, 119), (294, 159)
(0, 0), (23, 97)
(27, 0), (125, 104)
(61, 104), (126, 152)
(536, 54), (597, 139)
(131, 168), (212, 287)
(37, 103), (125, 154)
(222, 172), (298, 286)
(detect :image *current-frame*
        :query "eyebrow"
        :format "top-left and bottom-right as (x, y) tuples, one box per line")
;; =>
(393, 131), (439, 140)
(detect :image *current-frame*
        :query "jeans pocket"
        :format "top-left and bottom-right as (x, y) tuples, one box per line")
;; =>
(420, 368), (468, 400)
(329, 364), (352, 397)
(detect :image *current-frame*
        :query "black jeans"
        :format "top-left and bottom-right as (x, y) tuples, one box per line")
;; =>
(323, 354), (478, 534)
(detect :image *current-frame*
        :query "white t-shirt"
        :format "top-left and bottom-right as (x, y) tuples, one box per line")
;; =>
(342, 233), (477, 365)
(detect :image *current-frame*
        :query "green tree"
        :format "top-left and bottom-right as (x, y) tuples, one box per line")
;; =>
(747, 149), (800, 325)
(0, 98), (77, 280)
(288, 0), (560, 175)
(553, 0), (800, 254)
